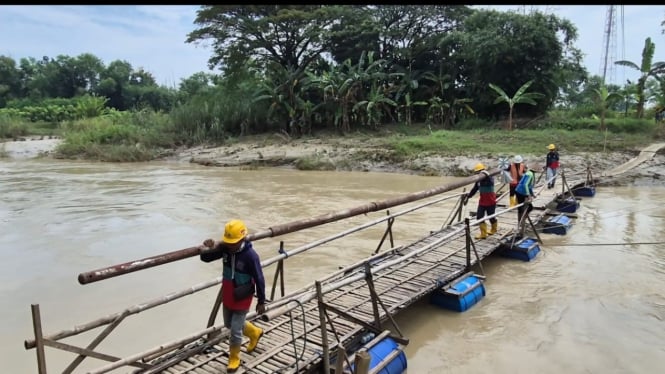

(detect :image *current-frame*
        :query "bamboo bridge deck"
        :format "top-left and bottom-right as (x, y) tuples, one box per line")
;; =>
(25, 166), (598, 374)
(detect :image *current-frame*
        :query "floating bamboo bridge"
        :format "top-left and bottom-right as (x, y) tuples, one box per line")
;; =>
(25, 165), (599, 374)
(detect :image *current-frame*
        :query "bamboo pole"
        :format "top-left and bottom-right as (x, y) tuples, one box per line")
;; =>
(30, 304), (47, 374)
(335, 345), (346, 374)
(78, 171), (499, 285)
(316, 281), (331, 374)
(354, 350), (371, 374)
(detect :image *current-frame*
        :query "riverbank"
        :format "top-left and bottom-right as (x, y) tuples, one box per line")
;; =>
(3, 134), (664, 187)
(171, 134), (665, 187)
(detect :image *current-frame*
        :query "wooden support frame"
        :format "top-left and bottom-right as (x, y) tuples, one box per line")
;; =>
(464, 218), (472, 270)
(29, 304), (153, 374)
(374, 211), (395, 254)
(463, 219), (486, 276)
(270, 241), (287, 301)
(63, 309), (132, 373)
(444, 192), (467, 229)
(363, 263), (405, 339)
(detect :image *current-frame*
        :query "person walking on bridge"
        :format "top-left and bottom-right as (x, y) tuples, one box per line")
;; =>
(544, 144), (560, 189)
(465, 163), (498, 239)
(201, 219), (266, 373)
(504, 155), (525, 207)
(514, 164), (536, 226)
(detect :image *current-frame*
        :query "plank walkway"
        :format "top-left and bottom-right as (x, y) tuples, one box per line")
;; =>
(140, 175), (589, 374)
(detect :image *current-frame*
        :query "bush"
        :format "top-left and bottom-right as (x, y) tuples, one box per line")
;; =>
(57, 109), (177, 161)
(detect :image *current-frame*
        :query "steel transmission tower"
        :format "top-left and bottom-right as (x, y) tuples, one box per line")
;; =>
(600, 5), (618, 85)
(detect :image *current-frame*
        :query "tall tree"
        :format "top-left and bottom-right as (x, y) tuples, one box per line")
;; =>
(186, 5), (346, 77)
(0, 56), (20, 107)
(459, 9), (581, 118)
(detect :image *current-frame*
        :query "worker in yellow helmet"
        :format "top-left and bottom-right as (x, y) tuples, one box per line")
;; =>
(201, 219), (266, 372)
(544, 144), (560, 189)
(465, 163), (498, 239)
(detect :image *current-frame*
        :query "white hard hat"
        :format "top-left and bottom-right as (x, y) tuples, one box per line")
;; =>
(514, 155), (523, 163)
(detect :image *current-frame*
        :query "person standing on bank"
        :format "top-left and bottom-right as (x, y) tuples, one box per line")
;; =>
(504, 155), (525, 207)
(514, 164), (536, 226)
(201, 219), (266, 373)
(545, 144), (560, 189)
(465, 163), (498, 239)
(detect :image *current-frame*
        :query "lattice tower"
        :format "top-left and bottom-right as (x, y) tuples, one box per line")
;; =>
(600, 5), (618, 85)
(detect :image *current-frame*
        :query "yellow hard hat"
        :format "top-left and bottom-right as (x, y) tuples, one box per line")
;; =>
(548, 144), (556, 150)
(221, 219), (248, 244)
(473, 163), (486, 172)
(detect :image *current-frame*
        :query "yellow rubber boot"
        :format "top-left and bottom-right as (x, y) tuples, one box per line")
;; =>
(509, 195), (517, 207)
(475, 222), (488, 240)
(243, 321), (264, 353)
(227, 344), (241, 373)
(489, 221), (498, 235)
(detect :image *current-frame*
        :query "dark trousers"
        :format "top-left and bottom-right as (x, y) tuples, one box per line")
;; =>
(509, 185), (517, 197)
(476, 205), (497, 224)
(515, 193), (533, 224)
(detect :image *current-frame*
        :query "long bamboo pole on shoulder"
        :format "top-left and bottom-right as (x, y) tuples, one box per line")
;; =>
(77, 169), (500, 285)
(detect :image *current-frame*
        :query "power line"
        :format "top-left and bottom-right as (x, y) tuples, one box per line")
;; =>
(544, 241), (665, 247)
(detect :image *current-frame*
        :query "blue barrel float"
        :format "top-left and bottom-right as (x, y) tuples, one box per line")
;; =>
(556, 196), (580, 213)
(542, 214), (573, 235)
(430, 272), (485, 312)
(500, 236), (541, 261)
(573, 185), (596, 197)
(350, 335), (408, 374)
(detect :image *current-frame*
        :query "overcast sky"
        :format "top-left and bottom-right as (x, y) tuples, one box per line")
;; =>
(1, 5), (663, 87)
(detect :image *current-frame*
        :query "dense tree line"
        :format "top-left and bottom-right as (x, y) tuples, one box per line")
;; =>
(0, 53), (176, 111)
(2, 5), (664, 140)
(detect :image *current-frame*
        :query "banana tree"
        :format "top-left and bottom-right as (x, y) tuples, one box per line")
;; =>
(422, 71), (474, 129)
(353, 83), (398, 128)
(488, 80), (543, 131)
(615, 37), (665, 118)
(393, 67), (426, 126)
(312, 51), (388, 133)
(593, 85), (623, 132)
(426, 97), (475, 129)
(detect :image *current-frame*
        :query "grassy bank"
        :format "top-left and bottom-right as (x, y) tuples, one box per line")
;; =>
(4, 108), (660, 163)
(54, 110), (178, 161)
(0, 115), (62, 139)
(388, 128), (657, 158)
(305, 118), (661, 160)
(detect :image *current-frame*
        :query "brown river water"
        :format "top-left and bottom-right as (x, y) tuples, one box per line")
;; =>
(1, 159), (664, 373)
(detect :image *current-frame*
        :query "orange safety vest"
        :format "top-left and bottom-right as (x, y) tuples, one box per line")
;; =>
(509, 163), (525, 186)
